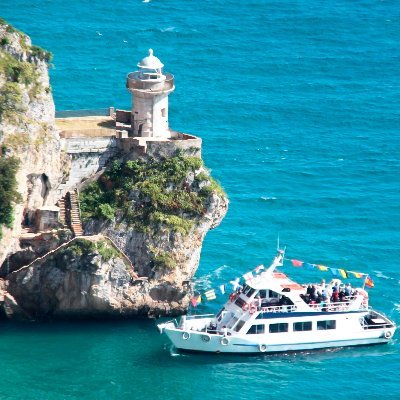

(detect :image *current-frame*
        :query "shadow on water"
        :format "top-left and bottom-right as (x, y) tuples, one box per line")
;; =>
(155, 341), (398, 368)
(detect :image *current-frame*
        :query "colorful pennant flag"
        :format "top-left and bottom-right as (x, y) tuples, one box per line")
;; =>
(191, 297), (198, 307)
(317, 264), (329, 271)
(197, 295), (202, 304)
(219, 285), (226, 295)
(330, 268), (339, 276)
(242, 271), (254, 282)
(339, 269), (348, 279)
(352, 272), (363, 279)
(365, 276), (374, 288)
(204, 289), (216, 301)
(291, 259), (304, 267)
(303, 263), (314, 270)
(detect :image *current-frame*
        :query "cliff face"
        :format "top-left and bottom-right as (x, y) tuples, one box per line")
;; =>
(0, 21), (228, 320)
(0, 20), (66, 263)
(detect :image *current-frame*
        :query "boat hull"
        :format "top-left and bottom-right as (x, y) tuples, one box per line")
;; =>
(160, 323), (395, 354)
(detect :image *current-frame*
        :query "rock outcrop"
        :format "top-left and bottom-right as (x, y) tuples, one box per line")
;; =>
(0, 21), (228, 320)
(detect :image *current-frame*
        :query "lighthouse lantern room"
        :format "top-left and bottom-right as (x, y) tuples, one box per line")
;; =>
(126, 49), (175, 139)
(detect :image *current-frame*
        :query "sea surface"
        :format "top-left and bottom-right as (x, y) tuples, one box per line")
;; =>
(1, 0), (400, 399)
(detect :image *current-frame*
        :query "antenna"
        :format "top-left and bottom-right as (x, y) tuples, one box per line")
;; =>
(277, 233), (280, 251)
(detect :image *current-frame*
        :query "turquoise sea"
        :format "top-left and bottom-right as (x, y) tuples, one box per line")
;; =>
(1, 0), (400, 398)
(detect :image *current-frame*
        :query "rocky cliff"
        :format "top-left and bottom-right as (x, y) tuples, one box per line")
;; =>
(0, 19), (66, 263)
(0, 21), (228, 320)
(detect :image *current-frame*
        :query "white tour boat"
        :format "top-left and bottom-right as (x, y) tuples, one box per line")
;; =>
(158, 250), (396, 354)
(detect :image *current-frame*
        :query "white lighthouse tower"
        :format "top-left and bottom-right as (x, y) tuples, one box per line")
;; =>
(126, 49), (175, 138)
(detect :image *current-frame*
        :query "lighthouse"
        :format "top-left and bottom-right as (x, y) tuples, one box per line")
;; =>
(126, 49), (175, 138)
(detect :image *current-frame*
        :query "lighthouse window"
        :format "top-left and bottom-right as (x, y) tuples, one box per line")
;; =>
(317, 320), (336, 330)
(293, 321), (312, 332)
(247, 324), (265, 335)
(269, 323), (289, 333)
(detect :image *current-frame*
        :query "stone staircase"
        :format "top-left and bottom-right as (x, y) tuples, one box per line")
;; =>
(69, 189), (83, 237)
(57, 189), (83, 237)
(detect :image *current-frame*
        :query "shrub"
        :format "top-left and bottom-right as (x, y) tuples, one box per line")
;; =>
(96, 240), (119, 261)
(153, 251), (176, 271)
(30, 45), (53, 63)
(97, 203), (115, 221)
(80, 155), (226, 235)
(0, 156), (21, 230)
(0, 82), (23, 122)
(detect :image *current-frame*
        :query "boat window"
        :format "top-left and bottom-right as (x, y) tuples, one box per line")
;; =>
(246, 288), (256, 298)
(258, 290), (267, 298)
(269, 323), (289, 333)
(234, 320), (246, 332)
(247, 324), (265, 335)
(317, 320), (336, 330)
(234, 297), (246, 309)
(269, 290), (279, 298)
(293, 321), (312, 332)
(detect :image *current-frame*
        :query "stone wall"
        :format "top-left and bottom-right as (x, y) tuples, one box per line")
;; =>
(57, 136), (119, 197)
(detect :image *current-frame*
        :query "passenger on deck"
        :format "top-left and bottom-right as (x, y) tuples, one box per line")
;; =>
(310, 285), (317, 301)
(344, 283), (352, 296)
(331, 291), (339, 302)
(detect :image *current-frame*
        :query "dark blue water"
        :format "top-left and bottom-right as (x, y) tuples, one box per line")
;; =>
(1, 1), (399, 398)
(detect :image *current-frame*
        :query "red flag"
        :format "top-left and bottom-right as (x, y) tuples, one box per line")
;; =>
(191, 297), (198, 307)
(365, 276), (374, 288)
(291, 259), (303, 267)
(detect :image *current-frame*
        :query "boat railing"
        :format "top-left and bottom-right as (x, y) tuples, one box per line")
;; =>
(310, 299), (369, 312)
(186, 313), (215, 320)
(259, 305), (297, 313)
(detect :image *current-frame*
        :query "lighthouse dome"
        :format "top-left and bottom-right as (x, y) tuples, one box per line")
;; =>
(137, 49), (164, 69)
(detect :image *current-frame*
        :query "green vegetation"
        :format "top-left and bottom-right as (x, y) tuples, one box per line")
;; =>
(30, 45), (53, 63)
(148, 244), (176, 271)
(67, 238), (97, 257)
(0, 19), (52, 122)
(61, 238), (122, 265)
(80, 155), (225, 235)
(96, 240), (120, 262)
(0, 82), (24, 122)
(153, 251), (176, 271)
(0, 155), (21, 239)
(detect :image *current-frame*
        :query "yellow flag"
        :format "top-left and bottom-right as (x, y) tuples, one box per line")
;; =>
(317, 265), (328, 271)
(197, 295), (202, 303)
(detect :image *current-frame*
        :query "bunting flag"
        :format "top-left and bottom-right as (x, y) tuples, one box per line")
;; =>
(339, 269), (348, 279)
(288, 258), (371, 284)
(291, 259), (303, 267)
(242, 271), (254, 282)
(204, 289), (216, 301)
(254, 265), (265, 273)
(191, 258), (375, 308)
(191, 297), (198, 307)
(365, 276), (374, 288)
